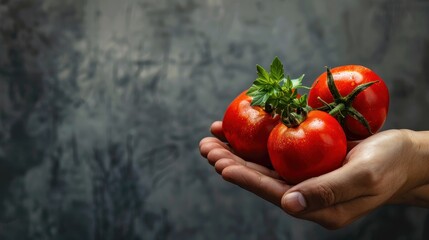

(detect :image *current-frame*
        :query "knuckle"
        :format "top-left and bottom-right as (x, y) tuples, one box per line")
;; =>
(358, 167), (382, 190)
(315, 184), (336, 207)
(256, 172), (264, 189)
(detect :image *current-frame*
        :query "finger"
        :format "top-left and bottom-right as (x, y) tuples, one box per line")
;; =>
(293, 195), (383, 229)
(206, 148), (234, 166)
(206, 147), (281, 179)
(199, 137), (230, 149)
(214, 158), (239, 174)
(210, 121), (227, 141)
(200, 135), (280, 178)
(222, 165), (290, 207)
(281, 161), (377, 213)
(199, 137), (230, 157)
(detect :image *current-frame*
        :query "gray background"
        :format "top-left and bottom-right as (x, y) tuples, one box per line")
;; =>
(1, 0), (429, 239)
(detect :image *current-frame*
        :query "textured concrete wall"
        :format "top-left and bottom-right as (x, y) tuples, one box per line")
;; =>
(0, 0), (429, 239)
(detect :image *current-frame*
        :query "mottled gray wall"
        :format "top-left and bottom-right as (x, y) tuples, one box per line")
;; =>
(0, 0), (429, 239)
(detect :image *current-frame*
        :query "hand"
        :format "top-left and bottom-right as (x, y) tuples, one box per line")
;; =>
(199, 121), (429, 229)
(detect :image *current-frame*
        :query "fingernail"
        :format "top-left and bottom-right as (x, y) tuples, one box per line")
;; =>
(283, 192), (307, 213)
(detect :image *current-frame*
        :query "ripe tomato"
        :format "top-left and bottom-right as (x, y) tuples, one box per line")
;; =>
(308, 65), (389, 140)
(268, 110), (347, 184)
(222, 90), (279, 167)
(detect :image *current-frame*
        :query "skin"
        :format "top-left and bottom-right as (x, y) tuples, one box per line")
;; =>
(199, 121), (429, 229)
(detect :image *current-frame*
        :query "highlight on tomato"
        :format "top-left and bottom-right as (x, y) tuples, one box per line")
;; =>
(308, 65), (389, 140)
(220, 57), (389, 184)
(222, 58), (303, 167)
(268, 110), (347, 184)
(223, 57), (348, 183)
(222, 90), (279, 167)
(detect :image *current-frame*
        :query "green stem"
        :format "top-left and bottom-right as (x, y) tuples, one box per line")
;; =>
(329, 103), (345, 116)
(345, 81), (378, 103)
(247, 57), (309, 127)
(327, 68), (342, 100)
(347, 107), (373, 134)
(318, 67), (377, 136)
(282, 110), (308, 128)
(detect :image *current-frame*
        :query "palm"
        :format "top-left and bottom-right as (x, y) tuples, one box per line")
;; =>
(200, 121), (429, 229)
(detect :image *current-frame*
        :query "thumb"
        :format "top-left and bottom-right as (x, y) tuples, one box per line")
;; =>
(281, 163), (371, 213)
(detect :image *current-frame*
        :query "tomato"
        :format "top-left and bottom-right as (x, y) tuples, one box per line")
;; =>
(308, 65), (389, 140)
(222, 90), (279, 167)
(268, 110), (347, 184)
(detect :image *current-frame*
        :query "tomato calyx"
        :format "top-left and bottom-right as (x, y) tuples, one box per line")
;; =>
(246, 57), (310, 128)
(281, 106), (309, 127)
(316, 67), (379, 134)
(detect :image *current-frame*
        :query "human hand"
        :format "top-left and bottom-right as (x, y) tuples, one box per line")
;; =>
(199, 121), (429, 229)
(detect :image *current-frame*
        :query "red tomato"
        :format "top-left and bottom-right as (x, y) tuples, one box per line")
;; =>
(308, 65), (389, 140)
(223, 91), (279, 167)
(268, 110), (347, 184)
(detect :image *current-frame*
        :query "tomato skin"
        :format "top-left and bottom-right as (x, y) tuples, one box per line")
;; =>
(308, 65), (389, 140)
(268, 111), (347, 184)
(223, 91), (279, 167)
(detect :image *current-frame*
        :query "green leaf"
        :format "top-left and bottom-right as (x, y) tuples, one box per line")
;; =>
(291, 74), (305, 89)
(246, 57), (311, 126)
(256, 65), (270, 81)
(270, 57), (285, 81)
(298, 94), (308, 107)
(246, 85), (259, 95)
(253, 77), (269, 86)
(250, 92), (269, 106)
(285, 76), (293, 89)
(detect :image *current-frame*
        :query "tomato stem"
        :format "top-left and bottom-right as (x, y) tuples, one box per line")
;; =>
(247, 57), (310, 128)
(327, 68), (342, 100)
(346, 107), (374, 135)
(328, 103), (345, 116)
(317, 67), (376, 135)
(344, 81), (379, 103)
(281, 107), (308, 128)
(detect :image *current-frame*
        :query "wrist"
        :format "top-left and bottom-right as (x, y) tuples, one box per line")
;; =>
(402, 129), (429, 186)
